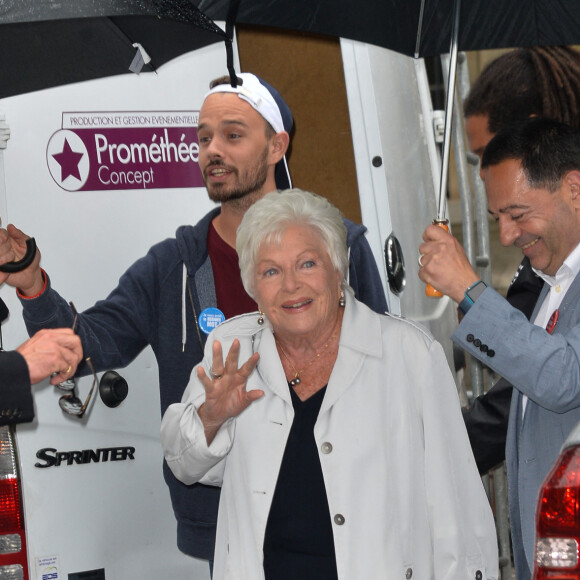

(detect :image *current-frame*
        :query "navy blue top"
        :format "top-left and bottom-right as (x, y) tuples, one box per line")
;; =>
(263, 385), (338, 579)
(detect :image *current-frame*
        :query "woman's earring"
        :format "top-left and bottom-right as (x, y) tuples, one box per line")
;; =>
(257, 310), (264, 325)
(339, 291), (345, 308)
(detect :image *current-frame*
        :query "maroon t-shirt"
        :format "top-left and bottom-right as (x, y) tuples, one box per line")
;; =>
(207, 222), (258, 319)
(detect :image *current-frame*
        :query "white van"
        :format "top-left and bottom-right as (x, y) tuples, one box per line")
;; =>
(0, 33), (459, 580)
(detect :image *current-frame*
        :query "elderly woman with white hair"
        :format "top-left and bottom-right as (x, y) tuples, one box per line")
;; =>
(161, 189), (498, 580)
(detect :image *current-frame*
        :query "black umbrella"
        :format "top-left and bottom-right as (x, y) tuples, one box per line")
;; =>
(196, 0), (580, 58)
(0, 0), (227, 99)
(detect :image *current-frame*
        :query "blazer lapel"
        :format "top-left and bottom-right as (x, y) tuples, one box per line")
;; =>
(557, 272), (580, 326)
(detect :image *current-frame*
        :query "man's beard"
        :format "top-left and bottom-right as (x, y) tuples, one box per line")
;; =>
(205, 148), (269, 207)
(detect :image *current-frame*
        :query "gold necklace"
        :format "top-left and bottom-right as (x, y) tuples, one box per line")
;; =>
(276, 331), (338, 387)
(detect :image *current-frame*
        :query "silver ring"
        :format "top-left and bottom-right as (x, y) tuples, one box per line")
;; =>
(210, 369), (223, 380)
(418, 254), (424, 268)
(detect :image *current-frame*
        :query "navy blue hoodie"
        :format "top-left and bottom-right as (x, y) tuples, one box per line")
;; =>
(20, 206), (387, 559)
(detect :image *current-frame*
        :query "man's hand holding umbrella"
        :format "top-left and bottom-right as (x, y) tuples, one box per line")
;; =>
(418, 223), (480, 305)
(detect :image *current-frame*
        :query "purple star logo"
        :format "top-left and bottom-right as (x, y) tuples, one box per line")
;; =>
(52, 138), (84, 182)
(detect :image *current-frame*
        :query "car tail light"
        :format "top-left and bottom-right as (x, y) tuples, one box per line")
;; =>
(0, 426), (28, 580)
(534, 445), (580, 580)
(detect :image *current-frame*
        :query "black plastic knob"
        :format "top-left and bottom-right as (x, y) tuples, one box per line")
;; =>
(99, 371), (129, 408)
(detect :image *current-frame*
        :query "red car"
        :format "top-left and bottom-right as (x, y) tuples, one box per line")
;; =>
(534, 425), (580, 579)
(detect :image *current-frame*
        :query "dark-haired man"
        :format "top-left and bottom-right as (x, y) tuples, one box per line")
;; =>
(459, 47), (580, 472)
(419, 118), (580, 580)
(464, 46), (580, 162)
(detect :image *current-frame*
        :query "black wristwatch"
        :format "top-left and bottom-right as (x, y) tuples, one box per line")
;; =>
(458, 280), (487, 315)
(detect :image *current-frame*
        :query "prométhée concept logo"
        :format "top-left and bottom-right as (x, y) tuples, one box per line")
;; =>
(46, 111), (205, 192)
(47, 130), (90, 191)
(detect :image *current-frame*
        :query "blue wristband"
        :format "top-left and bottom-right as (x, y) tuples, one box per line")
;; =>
(458, 280), (487, 315)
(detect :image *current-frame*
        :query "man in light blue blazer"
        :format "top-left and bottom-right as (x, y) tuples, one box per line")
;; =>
(418, 117), (580, 580)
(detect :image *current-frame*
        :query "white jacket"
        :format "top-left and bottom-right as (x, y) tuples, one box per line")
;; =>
(161, 289), (498, 580)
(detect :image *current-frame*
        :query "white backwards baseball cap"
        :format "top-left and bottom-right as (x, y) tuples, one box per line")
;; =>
(203, 72), (293, 189)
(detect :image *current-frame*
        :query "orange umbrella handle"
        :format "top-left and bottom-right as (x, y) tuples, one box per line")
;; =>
(425, 220), (449, 298)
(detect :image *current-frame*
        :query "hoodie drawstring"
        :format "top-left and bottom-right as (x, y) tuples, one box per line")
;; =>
(182, 263), (187, 351)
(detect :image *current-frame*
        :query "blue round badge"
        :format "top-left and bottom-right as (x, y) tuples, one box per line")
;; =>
(199, 307), (226, 335)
